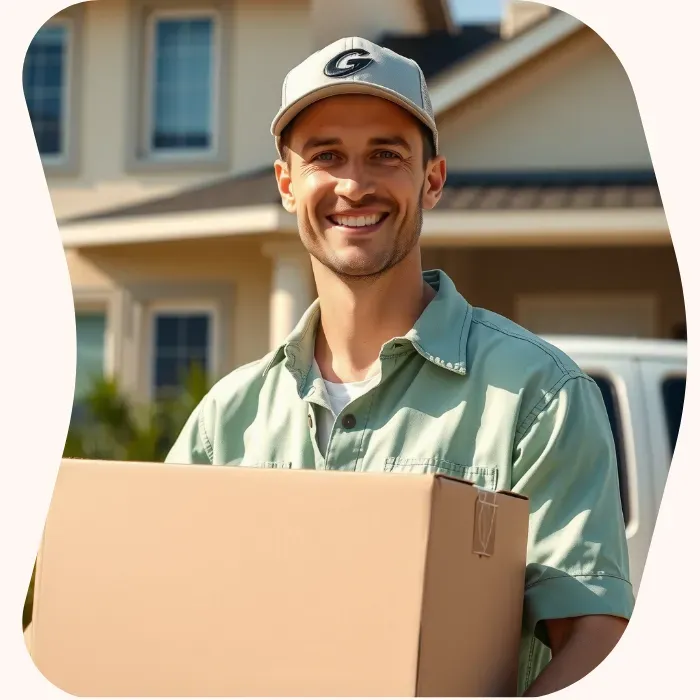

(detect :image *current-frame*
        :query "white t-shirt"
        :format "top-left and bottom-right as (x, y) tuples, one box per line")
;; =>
(313, 361), (381, 457)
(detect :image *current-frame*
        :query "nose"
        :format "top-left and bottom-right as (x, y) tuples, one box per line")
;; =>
(333, 161), (376, 202)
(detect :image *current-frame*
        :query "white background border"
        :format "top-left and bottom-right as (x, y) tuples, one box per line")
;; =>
(0, 0), (695, 696)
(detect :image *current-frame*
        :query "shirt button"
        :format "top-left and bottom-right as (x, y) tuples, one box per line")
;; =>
(342, 414), (357, 429)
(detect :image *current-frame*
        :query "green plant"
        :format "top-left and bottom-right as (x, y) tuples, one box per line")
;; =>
(64, 363), (211, 461)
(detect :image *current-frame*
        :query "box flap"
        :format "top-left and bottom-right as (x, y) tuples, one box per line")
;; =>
(435, 473), (530, 503)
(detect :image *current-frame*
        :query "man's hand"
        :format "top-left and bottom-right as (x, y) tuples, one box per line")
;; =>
(523, 615), (628, 697)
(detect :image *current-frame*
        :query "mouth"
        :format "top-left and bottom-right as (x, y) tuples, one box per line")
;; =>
(326, 212), (390, 234)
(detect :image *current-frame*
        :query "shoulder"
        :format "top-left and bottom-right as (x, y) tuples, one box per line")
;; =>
(469, 307), (586, 378)
(199, 349), (282, 418)
(165, 350), (284, 464)
(467, 308), (598, 437)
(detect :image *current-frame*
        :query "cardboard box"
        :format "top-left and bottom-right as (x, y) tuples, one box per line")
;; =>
(26, 458), (529, 697)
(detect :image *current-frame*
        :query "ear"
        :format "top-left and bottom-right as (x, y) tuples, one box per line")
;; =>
(274, 158), (296, 214)
(421, 155), (447, 211)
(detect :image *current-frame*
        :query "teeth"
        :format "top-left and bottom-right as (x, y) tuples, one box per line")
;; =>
(333, 214), (382, 227)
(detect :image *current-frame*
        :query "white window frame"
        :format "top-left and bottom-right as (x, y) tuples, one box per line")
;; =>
(141, 8), (222, 162)
(515, 293), (659, 338)
(71, 298), (117, 416)
(145, 300), (221, 401)
(25, 17), (75, 167)
(73, 291), (118, 379)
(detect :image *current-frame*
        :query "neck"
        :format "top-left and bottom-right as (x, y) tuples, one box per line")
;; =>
(312, 248), (435, 383)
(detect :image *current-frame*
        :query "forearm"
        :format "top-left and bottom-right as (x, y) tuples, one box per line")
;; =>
(524, 616), (627, 697)
(523, 633), (600, 696)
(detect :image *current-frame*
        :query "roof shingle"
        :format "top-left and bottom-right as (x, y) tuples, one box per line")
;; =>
(61, 169), (663, 226)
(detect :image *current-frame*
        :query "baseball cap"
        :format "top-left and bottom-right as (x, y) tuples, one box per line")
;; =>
(271, 36), (438, 157)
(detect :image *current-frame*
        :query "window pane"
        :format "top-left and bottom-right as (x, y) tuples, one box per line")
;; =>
(154, 313), (210, 398)
(151, 17), (214, 151)
(23, 24), (67, 156)
(185, 315), (209, 348)
(662, 376), (686, 455)
(155, 356), (180, 389)
(156, 315), (180, 348)
(589, 375), (629, 524)
(74, 313), (106, 400)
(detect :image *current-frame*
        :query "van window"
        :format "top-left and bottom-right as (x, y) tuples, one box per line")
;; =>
(588, 375), (629, 524)
(662, 375), (686, 454)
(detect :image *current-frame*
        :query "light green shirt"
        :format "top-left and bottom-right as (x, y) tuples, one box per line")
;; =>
(167, 269), (634, 694)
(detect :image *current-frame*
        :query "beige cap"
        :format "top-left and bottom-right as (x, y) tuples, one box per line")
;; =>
(271, 36), (438, 156)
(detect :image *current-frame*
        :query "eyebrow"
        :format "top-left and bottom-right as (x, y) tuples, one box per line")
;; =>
(300, 135), (413, 152)
(301, 137), (342, 151)
(368, 136), (412, 151)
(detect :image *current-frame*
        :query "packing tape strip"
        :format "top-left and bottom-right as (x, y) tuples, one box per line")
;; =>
(472, 487), (498, 557)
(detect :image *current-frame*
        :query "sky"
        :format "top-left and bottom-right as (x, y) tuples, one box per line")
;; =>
(449, 0), (505, 24)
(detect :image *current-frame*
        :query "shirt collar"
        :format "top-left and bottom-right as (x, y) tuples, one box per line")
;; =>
(403, 269), (472, 375)
(263, 269), (473, 390)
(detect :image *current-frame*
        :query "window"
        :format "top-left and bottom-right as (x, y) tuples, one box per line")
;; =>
(152, 311), (212, 399)
(662, 375), (686, 455)
(74, 312), (107, 397)
(72, 312), (107, 423)
(22, 22), (70, 158)
(146, 13), (217, 156)
(589, 374), (630, 524)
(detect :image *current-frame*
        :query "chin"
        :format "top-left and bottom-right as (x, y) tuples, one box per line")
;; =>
(327, 254), (393, 279)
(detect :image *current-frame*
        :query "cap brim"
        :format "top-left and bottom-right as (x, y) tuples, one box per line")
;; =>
(271, 81), (438, 154)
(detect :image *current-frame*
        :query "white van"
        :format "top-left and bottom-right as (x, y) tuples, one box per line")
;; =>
(544, 336), (687, 596)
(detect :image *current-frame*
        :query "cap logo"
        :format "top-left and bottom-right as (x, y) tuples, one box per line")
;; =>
(324, 49), (373, 78)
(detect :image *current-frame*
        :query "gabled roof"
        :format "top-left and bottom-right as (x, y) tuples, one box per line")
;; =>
(378, 11), (584, 116)
(429, 10), (584, 115)
(377, 10), (568, 86)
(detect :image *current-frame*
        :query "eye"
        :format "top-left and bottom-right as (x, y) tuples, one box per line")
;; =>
(312, 152), (337, 162)
(374, 150), (400, 160)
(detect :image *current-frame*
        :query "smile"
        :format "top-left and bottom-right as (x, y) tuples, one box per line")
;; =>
(327, 213), (389, 228)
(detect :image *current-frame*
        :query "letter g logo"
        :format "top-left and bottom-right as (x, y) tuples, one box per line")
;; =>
(324, 49), (374, 78)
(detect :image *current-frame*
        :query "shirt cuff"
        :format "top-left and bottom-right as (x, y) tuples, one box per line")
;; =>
(524, 572), (635, 644)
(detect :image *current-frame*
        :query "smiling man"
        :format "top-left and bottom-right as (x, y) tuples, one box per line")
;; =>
(167, 38), (634, 696)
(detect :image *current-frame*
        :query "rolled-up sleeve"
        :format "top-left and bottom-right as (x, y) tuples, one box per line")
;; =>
(512, 373), (635, 643)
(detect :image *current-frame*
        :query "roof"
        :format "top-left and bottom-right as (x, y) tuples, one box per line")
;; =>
(377, 10), (563, 83)
(416, 0), (456, 34)
(379, 24), (502, 80)
(437, 171), (662, 211)
(429, 10), (583, 115)
(61, 169), (662, 226)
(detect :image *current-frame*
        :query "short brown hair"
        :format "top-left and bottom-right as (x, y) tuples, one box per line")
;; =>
(279, 117), (437, 168)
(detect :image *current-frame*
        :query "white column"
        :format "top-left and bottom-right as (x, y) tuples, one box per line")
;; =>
(263, 242), (315, 350)
(113, 288), (145, 402)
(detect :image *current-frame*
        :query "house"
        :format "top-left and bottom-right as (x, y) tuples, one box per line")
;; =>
(23, 0), (680, 407)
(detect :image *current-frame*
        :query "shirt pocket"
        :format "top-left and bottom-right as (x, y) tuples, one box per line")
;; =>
(384, 457), (499, 491)
(225, 460), (292, 469)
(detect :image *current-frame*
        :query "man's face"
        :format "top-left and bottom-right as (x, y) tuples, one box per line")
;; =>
(275, 94), (445, 280)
